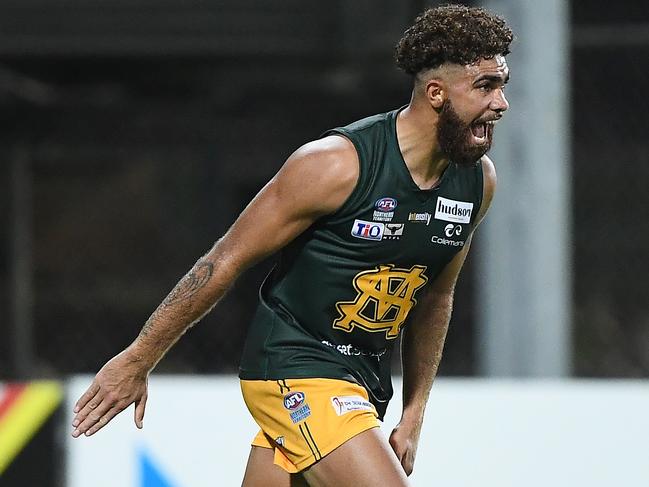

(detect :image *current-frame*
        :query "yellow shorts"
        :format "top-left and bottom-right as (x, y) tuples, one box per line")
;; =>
(240, 378), (380, 473)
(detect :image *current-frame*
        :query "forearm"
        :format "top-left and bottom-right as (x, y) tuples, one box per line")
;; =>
(400, 291), (453, 422)
(126, 246), (241, 370)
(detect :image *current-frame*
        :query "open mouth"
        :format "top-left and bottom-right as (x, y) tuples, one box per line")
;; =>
(470, 121), (495, 144)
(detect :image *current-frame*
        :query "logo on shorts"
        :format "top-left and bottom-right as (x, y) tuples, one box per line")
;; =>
(331, 396), (375, 416)
(275, 436), (285, 447)
(289, 405), (311, 424)
(283, 391), (306, 410)
(283, 391), (311, 424)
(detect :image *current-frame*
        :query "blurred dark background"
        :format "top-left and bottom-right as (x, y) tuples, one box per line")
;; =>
(1, 0), (648, 379)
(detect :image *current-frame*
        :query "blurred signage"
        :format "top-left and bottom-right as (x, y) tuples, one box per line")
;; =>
(66, 376), (649, 487)
(0, 381), (62, 475)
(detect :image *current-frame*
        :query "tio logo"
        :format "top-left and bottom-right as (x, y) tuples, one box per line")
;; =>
(351, 219), (385, 241)
(444, 224), (462, 238)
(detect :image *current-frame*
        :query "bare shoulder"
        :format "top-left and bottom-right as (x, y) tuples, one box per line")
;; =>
(275, 134), (360, 216)
(286, 134), (358, 180)
(475, 155), (497, 225)
(214, 135), (360, 264)
(480, 155), (497, 196)
(293, 133), (357, 157)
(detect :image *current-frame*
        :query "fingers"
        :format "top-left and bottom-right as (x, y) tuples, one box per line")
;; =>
(73, 381), (100, 414)
(71, 382), (103, 432)
(388, 430), (414, 476)
(83, 405), (122, 436)
(134, 392), (148, 428)
(402, 452), (414, 476)
(71, 354), (150, 438)
(72, 395), (116, 438)
(388, 431), (405, 459)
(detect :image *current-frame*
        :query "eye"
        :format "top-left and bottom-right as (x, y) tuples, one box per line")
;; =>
(477, 84), (492, 92)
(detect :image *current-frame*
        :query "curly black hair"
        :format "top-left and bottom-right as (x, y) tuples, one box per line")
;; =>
(395, 4), (513, 75)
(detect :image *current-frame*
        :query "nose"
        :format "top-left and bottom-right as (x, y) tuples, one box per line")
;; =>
(491, 88), (509, 113)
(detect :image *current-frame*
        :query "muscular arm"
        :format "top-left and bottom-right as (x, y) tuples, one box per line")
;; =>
(389, 156), (497, 474)
(400, 236), (472, 423)
(72, 135), (359, 437)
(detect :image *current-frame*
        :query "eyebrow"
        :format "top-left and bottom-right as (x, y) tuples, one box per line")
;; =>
(474, 73), (510, 84)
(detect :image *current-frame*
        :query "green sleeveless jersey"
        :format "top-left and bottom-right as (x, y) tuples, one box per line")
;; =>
(239, 108), (484, 418)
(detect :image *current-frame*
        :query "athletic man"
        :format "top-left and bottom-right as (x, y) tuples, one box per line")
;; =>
(72, 5), (513, 486)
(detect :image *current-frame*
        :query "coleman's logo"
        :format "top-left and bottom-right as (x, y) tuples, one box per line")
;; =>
(434, 196), (474, 224)
(333, 265), (428, 339)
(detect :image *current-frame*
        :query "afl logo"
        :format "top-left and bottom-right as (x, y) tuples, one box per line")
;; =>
(374, 197), (397, 212)
(283, 392), (306, 411)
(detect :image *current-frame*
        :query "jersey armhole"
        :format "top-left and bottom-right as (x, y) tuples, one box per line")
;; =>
(319, 128), (372, 223)
(471, 159), (485, 229)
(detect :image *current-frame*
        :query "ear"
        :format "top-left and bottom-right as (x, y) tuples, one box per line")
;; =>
(425, 79), (445, 109)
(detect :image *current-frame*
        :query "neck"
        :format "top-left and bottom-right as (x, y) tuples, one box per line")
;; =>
(396, 96), (450, 189)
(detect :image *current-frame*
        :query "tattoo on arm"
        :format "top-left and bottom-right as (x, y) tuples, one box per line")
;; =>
(138, 261), (215, 338)
(162, 261), (215, 306)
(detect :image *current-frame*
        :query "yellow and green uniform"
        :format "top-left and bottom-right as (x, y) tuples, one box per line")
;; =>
(241, 378), (379, 473)
(239, 107), (484, 419)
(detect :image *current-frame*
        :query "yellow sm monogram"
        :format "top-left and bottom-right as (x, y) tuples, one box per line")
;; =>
(333, 264), (428, 339)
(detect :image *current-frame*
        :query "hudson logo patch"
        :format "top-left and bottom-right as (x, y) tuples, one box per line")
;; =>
(434, 196), (473, 224)
(334, 264), (428, 339)
(351, 220), (385, 241)
(331, 396), (375, 416)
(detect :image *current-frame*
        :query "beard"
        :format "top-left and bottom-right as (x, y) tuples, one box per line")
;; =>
(437, 99), (493, 166)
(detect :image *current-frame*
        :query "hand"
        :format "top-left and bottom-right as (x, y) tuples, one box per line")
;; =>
(388, 419), (422, 476)
(71, 349), (149, 438)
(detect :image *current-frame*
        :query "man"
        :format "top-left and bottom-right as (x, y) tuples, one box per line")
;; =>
(72, 5), (512, 486)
